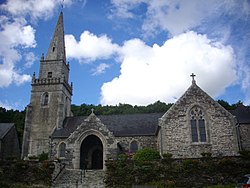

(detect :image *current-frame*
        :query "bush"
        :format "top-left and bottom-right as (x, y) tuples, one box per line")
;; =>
(182, 159), (200, 170)
(201, 152), (212, 158)
(162, 153), (173, 164)
(116, 154), (128, 168)
(133, 148), (161, 162)
(239, 150), (250, 160)
(38, 152), (48, 161)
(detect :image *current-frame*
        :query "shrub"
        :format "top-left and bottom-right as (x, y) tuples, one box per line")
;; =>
(38, 152), (48, 161)
(133, 148), (161, 162)
(148, 180), (176, 188)
(162, 153), (173, 164)
(216, 158), (237, 173)
(239, 150), (250, 160)
(201, 152), (212, 158)
(182, 159), (200, 170)
(163, 153), (173, 159)
(16, 160), (29, 170)
(116, 154), (128, 168)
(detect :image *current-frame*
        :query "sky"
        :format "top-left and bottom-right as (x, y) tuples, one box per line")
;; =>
(0, 0), (250, 110)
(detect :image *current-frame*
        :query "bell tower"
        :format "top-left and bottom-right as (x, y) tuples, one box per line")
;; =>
(22, 11), (72, 158)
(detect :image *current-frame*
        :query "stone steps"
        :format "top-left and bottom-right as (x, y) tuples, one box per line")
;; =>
(53, 169), (105, 188)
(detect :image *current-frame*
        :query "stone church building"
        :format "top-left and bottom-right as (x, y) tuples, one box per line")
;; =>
(22, 11), (249, 174)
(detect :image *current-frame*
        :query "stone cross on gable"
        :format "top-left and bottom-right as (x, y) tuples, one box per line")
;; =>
(190, 73), (196, 84)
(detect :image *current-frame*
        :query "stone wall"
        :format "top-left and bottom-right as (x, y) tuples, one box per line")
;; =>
(116, 135), (157, 153)
(239, 123), (250, 150)
(159, 83), (239, 158)
(54, 113), (117, 169)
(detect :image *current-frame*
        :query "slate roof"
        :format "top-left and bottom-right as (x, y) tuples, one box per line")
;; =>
(229, 105), (250, 124)
(0, 123), (14, 139)
(52, 113), (164, 138)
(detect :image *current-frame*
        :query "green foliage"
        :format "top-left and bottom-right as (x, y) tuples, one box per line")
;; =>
(239, 150), (250, 160)
(71, 101), (173, 116)
(162, 153), (173, 160)
(201, 152), (212, 159)
(162, 153), (173, 164)
(16, 160), (29, 170)
(105, 157), (245, 188)
(116, 154), (128, 168)
(216, 158), (237, 173)
(181, 159), (200, 170)
(0, 107), (25, 148)
(217, 100), (235, 110)
(148, 180), (176, 188)
(133, 148), (161, 162)
(217, 99), (246, 110)
(38, 152), (48, 161)
(0, 160), (53, 187)
(205, 185), (235, 188)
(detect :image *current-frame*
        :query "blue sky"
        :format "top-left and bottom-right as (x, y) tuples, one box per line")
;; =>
(0, 0), (250, 110)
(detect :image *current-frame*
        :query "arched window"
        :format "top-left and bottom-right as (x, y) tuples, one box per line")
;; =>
(190, 106), (206, 142)
(130, 140), (138, 153)
(59, 142), (66, 158)
(41, 92), (49, 106)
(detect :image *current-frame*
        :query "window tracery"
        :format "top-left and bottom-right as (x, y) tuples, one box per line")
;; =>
(190, 106), (206, 142)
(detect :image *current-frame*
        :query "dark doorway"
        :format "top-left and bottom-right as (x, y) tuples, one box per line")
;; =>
(92, 148), (103, 169)
(80, 135), (103, 170)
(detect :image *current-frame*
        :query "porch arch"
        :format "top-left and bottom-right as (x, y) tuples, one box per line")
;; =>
(74, 129), (107, 170)
(80, 135), (103, 169)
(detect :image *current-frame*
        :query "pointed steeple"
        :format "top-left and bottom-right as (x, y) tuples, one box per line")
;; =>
(46, 11), (66, 62)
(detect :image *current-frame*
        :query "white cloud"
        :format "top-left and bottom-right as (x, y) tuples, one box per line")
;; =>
(0, 99), (25, 110)
(0, 100), (13, 110)
(100, 31), (237, 106)
(0, 0), (74, 88)
(65, 31), (119, 62)
(0, 16), (35, 87)
(92, 63), (110, 75)
(24, 52), (37, 68)
(0, 0), (72, 21)
(109, 0), (145, 19)
(110, 0), (249, 36)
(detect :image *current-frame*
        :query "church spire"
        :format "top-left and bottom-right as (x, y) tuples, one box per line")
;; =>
(46, 11), (66, 63)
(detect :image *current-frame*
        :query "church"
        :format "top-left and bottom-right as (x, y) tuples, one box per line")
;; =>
(22, 11), (250, 172)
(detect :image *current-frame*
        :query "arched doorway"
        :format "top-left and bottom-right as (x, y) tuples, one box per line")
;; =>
(80, 135), (103, 170)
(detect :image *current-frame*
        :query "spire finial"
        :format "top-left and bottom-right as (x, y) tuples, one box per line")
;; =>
(91, 108), (94, 114)
(61, 0), (64, 10)
(190, 73), (196, 84)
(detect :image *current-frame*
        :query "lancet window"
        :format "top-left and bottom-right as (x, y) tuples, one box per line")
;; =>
(59, 142), (66, 158)
(190, 106), (206, 142)
(41, 92), (49, 106)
